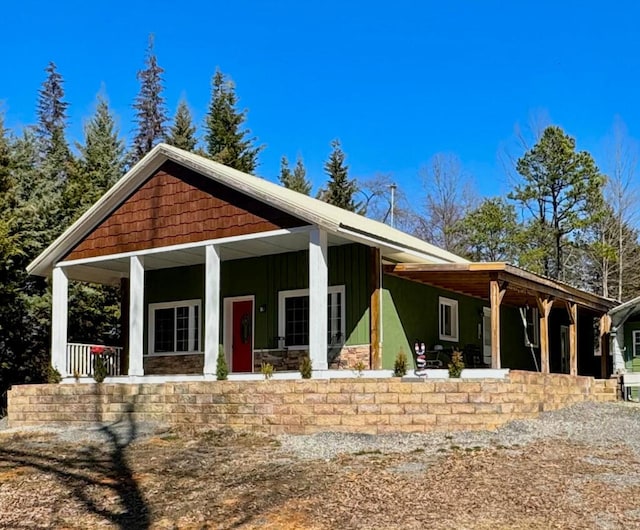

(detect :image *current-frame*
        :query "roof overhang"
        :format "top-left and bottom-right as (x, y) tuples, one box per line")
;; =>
(608, 295), (640, 327)
(385, 262), (617, 314)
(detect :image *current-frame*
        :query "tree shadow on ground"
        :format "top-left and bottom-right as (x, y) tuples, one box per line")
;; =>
(0, 405), (150, 529)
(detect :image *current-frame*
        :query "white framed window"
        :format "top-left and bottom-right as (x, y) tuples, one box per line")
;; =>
(439, 297), (459, 342)
(525, 307), (539, 348)
(148, 299), (201, 354)
(278, 286), (346, 349)
(633, 330), (640, 357)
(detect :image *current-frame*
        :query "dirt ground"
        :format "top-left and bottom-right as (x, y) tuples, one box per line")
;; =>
(1, 414), (640, 530)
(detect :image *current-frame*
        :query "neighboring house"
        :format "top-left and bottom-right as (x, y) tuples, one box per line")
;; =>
(27, 144), (616, 381)
(609, 296), (640, 375)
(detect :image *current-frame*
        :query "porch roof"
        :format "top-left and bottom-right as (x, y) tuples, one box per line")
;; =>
(385, 262), (617, 314)
(28, 144), (468, 278)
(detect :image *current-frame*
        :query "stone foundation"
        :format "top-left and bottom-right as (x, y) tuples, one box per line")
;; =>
(144, 354), (203, 375)
(7, 371), (618, 434)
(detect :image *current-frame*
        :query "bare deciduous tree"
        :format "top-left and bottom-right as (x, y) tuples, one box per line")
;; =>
(357, 174), (419, 234)
(416, 153), (476, 254)
(603, 117), (640, 300)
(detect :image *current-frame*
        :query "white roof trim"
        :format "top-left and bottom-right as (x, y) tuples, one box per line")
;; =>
(28, 143), (468, 277)
(609, 295), (640, 327)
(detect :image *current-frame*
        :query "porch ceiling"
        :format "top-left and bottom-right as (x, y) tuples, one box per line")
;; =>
(385, 262), (617, 314)
(61, 231), (353, 285)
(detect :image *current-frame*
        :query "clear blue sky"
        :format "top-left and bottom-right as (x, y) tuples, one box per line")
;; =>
(2, 0), (639, 200)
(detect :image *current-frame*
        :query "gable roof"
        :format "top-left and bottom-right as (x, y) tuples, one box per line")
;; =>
(28, 143), (467, 277)
(609, 295), (640, 327)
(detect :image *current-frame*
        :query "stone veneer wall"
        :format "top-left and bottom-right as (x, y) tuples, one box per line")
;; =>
(144, 354), (203, 375)
(254, 345), (371, 372)
(7, 371), (618, 434)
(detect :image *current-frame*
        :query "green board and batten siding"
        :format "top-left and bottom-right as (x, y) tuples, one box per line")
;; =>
(144, 243), (537, 370)
(623, 317), (640, 373)
(381, 274), (536, 371)
(144, 243), (371, 354)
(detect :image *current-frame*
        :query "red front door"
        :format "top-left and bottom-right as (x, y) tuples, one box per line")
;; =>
(232, 300), (253, 372)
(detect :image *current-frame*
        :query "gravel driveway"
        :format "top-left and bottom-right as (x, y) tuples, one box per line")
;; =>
(1, 401), (639, 529)
(278, 401), (640, 460)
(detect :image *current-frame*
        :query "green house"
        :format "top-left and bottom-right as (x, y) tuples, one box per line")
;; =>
(27, 144), (616, 381)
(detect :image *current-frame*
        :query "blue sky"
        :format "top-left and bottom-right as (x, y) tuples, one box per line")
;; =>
(1, 0), (639, 201)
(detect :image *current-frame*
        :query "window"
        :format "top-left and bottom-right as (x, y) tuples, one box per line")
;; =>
(148, 300), (200, 354)
(439, 297), (459, 342)
(524, 307), (539, 348)
(278, 286), (345, 349)
(633, 330), (640, 357)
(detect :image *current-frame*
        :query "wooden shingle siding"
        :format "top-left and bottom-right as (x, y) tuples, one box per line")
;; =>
(65, 161), (308, 260)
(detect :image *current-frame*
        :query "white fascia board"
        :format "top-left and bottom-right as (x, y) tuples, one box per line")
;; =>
(336, 226), (456, 264)
(56, 226), (312, 269)
(27, 146), (170, 277)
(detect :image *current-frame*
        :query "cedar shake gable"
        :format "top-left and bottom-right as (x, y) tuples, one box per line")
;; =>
(65, 161), (308, 260)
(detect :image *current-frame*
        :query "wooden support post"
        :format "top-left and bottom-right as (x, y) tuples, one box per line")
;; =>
(489, 280), (506, 369)
(565, 301), (578, 376)
(369, 247), (382, 370)
(600, 314), (611, 379)
(536, 296), (553, 374)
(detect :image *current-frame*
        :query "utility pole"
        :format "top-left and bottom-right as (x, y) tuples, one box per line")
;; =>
(389, 183), (397, 227)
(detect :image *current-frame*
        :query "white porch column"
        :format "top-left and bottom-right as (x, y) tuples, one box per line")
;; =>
(612, 324), (626, 373)
(128, 255), (145, 376)
(204, 244), (221, 375)
(51, 266), (69, 377)
(309, 228), (328, 370)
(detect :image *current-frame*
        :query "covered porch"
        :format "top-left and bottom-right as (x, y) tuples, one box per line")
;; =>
(384, 262), (617, 377)
(51, 226), (387, 381)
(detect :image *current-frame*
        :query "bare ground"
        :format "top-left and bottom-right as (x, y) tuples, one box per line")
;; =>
(1, 403), (640, 529)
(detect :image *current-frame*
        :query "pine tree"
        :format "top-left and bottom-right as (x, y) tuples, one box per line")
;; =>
(36, 62), (71, 183)
(204, 69), (262, 172)
(166, 99), (197, 151)
(510, 126), (605, 280)
(0, 125), (51, 405)
(131, 35), (167, 164)
(290, 155), (312, 195)
(64, 94), (126, 220)
(322, 140), (358, 211)
(36, 62), (68, 155)
(279, 156), (293, 187)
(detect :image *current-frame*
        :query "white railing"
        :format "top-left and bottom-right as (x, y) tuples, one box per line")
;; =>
(66, 343), (124, 377)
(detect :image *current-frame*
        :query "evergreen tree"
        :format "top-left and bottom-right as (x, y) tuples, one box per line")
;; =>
(510, 126), (605, 280)
(131, 36), (167, 164)
(166, 99), (197, 151)
(204, 69), (262, 172)
(36, 62), (69, 155)
(36, 62), (72, 184)
(321, 140), (358, 211)
(0, 125), (51, 409)
(457, 197), (521, 262)
(64, 94), (126, 220)
(279, 155), (311, 194)
(291, 155), (312, 195)
(279, 156), (293, 187)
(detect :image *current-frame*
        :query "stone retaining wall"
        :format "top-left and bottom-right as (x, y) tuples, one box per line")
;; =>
(7, 371), (618, 434)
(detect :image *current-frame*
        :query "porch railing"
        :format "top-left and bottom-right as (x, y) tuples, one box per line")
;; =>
(66, 343), (124, 377)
